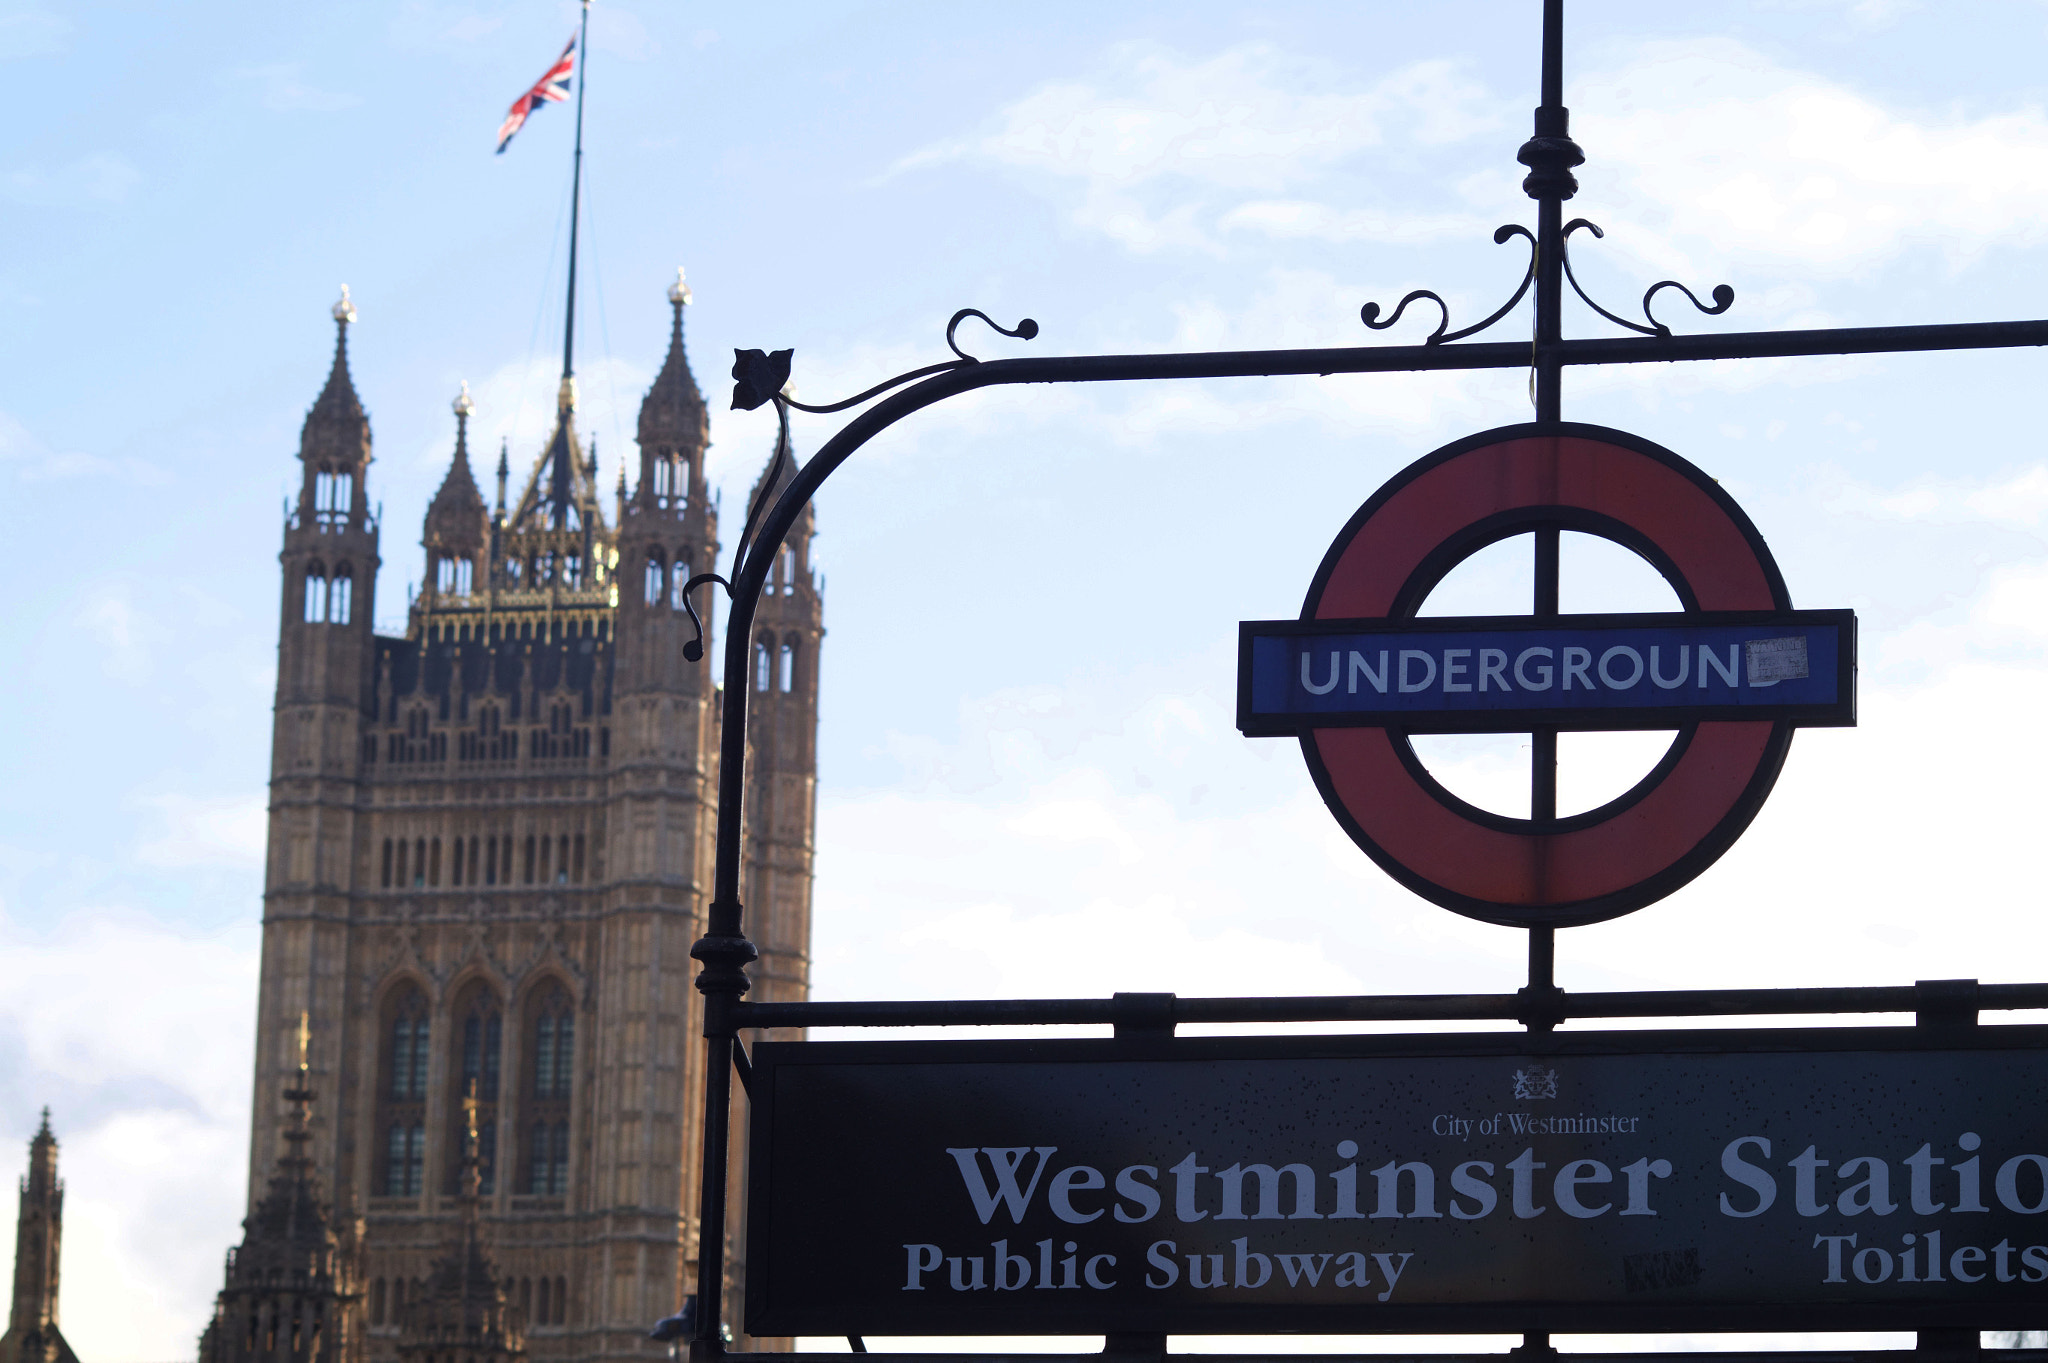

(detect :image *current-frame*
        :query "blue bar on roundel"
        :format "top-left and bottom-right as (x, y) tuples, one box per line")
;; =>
(1236, 610), (1856, 736)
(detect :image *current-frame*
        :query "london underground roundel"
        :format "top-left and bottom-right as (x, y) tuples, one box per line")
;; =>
(1237, 423), (1857, 928)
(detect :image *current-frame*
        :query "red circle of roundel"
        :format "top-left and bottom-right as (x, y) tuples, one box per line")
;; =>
(1301, 422), (1794, 928)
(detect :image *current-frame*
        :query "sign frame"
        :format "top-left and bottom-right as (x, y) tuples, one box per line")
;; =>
(744, 1025), (2048, 1339)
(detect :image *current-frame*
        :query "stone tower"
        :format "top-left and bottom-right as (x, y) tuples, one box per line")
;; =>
(199, 1022), (363, 1363)
(235, 276), (822, 1360)
(741, 420), (823, 1020)
(0, 1112), (75, 1363)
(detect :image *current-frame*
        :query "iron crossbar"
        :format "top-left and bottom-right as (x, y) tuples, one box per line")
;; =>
(769, 1354), (2048, 1363)
(730, 981), (2048, 1033)
(770, 1354), (2048, 1363)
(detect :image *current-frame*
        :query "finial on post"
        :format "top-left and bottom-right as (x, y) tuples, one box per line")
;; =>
(558, 373), (578, 415)
(453, 381), (475, 420)
(669, 267), (692, 309)
(332, 285), (357, 327)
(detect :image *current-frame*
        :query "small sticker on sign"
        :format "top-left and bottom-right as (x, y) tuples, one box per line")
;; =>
(1745, 636), (1809, 686)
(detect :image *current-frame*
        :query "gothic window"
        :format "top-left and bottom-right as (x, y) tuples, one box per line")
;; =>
(644, 549), (665, 606)
(394, 839), (408, 887)
(535, 1276), (552, 1324)
(572, 833), (586, 882)
(506, 556), (523, 588)
(755, 637), (773, 691)
(525, 985), (574, 1197)
(381, 838), (393, 888)
(314, 468), (353, 527)
(538, 835), (552, 884)
(466, 836), (479, 884)
(539, 551), (556, 587)
(370, 1277), (386, 1325)
(449, 984), (503, 1194)
(451, 834), (464, 886)
(780, 544), (796, 595)
(436, 555), (473, 595)
(412, 838), (427, 888)
(523, 835), (537, 884)
(670, 557), (692, 610)
(378, 987), (429, 1198)
(484, 836), (499, 886)
(555, 834), (570, 884)
(780, 640), (797, 693)
(329, 565), (353, 625)
(563, 553), (581, 588)
(304, 564), (328, 623)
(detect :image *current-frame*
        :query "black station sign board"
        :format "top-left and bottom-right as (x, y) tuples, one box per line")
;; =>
(745, 1031), (2048, 1337)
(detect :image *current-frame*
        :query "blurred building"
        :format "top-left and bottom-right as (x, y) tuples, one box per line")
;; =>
(210, 275), (821, 1360)
(0, 1113), (76, 1363)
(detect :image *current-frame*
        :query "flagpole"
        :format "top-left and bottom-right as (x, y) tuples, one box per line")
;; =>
(560, 0), (591, 405)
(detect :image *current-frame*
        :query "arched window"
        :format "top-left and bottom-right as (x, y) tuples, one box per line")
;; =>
(329, 565), (352, 625)
(644, 549), (666, 606)
(780, 544), (796, 595)
(669, 557), (692, 611)
(381, 838), (393, 889)
(314, 468), (353, 528)
(526, 984), (574, 1197)
(378, 987), (429, 1198)
(304, 564), (328, 624)
(449, 984), (503, 1194)
(755, 638), (773, 691)
(370, 1276), (386, 1325)
(413, 837), (427, 888)
(779, 640), (796, 693)
(436, 556), (473, 595)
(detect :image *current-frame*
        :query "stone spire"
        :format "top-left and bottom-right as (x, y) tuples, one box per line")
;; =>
(394, 1085), (524, 1361)
(423, 384), (487, 591)
(301, 287), (370, 468)
(0, 1112), (75, 1363)
(636, 268), (707, 471)
(197, 1016), (361, 1363)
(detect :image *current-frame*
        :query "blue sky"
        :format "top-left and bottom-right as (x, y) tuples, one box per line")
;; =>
(7, 1), (2048, 1355)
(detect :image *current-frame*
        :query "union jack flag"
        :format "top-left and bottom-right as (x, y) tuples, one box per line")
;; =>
(495, 35), (576, 154)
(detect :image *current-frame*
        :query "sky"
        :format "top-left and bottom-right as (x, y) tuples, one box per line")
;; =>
(5, 0), (2048, 1357)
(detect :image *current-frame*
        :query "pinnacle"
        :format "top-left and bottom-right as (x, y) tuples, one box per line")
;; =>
(637, 270), (706, 452)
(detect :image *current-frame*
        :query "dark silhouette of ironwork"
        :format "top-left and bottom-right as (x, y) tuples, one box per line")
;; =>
(681, 4), (2048, 1359)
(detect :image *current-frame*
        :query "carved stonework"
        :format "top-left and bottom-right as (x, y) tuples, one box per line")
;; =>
(231, 281), (819, 1360)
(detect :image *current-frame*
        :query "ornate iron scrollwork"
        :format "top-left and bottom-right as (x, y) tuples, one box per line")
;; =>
(1561, 219), (1734, 339)
(1362, 224), (1538, 345)
(1358, 220), (1734, 345)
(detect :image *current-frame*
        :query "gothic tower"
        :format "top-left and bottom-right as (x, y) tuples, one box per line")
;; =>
(0, 1113), (75, 1363)
(199, 1023), (363, 1363)
(741, 422), (822, 1019)
(235, 275), (820, 1361)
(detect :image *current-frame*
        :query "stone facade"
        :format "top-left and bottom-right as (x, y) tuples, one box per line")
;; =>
(244, 278), (820, 1361)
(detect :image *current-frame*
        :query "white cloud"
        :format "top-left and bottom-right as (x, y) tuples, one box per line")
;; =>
(2, 152), (140, 208)
(898, 46), (1499, 254)
(387, 1), (503, 51)
(0, 910), (258, 1362)
(133, 793), (268, 870)
(1574, 37), (2048, 279)
(0, 6), (66, 60)
(238, 62), (360, 113)
(80, 582), (164, 685)
(0, 408), (166, 484)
